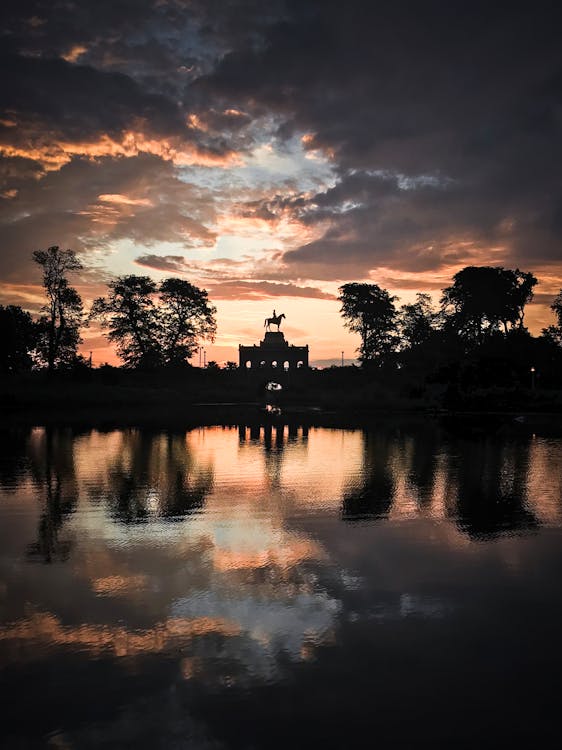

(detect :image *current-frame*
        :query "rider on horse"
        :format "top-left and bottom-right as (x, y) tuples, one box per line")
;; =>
(264, 310), (285, 331)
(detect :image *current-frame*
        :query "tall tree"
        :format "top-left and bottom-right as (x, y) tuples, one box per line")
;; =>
(338, 282), (398, 364)
(90, 275), (161, 368)
(441, 266), (537, 344)
(0, 305), (38, 373)
(399, 293), (438, 349)
(33, 246), (83, 371)
(159, 278), (216, 366)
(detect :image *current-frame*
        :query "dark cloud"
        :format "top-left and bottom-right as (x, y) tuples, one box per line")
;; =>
(135, 254), (190, 274)
(196, 0), (562, 274)
(1, 0), (561, 309)
(1, 54), (186, 141)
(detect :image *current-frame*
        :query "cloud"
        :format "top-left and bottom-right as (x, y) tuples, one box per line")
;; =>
(196, 1), (562, 275)
(134, 254), (335, 299)
(0, 154), (217, 283)
(207, 280), (336, 301)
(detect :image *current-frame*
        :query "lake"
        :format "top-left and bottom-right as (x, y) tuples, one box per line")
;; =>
(1, 422), (562, 748)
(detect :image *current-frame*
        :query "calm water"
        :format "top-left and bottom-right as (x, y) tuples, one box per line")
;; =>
(1, 423), (562, 748)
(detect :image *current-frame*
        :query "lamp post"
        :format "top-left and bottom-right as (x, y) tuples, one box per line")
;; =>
(530, 366), (536, 391)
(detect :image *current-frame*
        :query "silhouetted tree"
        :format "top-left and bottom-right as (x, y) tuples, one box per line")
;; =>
(92, 275), (217, 368)
(33, 246), (83, 371)
(338, 282), (398, 365)
(0, 304), (37, 372)
(441, 266), (537, 345)
(90, 275), (161, 368)
(159, 278), (216, 366)
(398, 293), (438, 349)
(542, 290), (562, 345)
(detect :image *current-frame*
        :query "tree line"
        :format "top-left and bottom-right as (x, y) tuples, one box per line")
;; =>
(0, 246), (216, 373)
(338, 266), (545, 365)
(1, 245), (562, 378)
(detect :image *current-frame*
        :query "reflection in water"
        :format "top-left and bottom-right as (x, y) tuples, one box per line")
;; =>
(1, 423), (562, 747)
(103, 431), (214, 523)
(26, 428), (79, 563)
(453, 437), (538, 538)
(342, 431), (395, 521)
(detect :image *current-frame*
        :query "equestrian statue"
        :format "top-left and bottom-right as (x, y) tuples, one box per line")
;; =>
(264, 309), (285, 331)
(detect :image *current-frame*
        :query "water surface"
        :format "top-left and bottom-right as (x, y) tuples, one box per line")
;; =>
(1, 423), (562, 748)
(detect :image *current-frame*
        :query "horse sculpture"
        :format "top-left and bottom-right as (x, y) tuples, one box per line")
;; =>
(264, 312), (285, 331)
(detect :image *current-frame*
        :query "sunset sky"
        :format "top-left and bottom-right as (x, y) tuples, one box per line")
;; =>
(1, 1), (561, 365)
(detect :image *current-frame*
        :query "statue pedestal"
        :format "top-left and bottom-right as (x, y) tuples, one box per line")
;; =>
(262, 331), (287, 347)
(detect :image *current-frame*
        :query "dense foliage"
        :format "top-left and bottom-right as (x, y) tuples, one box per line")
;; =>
(0, 305), (37, 373)
(338, 282), (398, 364)
(90, 274), (216, 368)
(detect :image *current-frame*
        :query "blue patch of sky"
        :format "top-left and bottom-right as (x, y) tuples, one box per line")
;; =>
(180, 132), (337, 196)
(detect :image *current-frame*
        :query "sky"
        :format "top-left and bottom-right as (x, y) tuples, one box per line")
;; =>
(1, 0), (562, 366)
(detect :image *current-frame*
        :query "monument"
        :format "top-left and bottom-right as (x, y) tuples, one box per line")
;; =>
(239, 310), (309, 370)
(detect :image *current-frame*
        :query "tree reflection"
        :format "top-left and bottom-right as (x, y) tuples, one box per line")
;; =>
(26, 428), (79, 563)
(341, 431), (395, 521)
(105, 430), (213, 524)
(406, 427), (441, 509)
(451, 436), (538, 539)
(0, 428), (32, 489)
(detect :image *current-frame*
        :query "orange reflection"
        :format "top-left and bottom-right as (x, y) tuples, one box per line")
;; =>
(0, 612), (241, 661)
(91, 574), (149, 595)
(212, 538), (323, 573)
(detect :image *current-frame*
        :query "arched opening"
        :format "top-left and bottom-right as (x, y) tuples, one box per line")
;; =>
(245, 360), (252, 369)
(283, 361), (290, 371)
(271, 360), (278, 368)
(259, 360), (266, 368)
(297, 360), (304, 368)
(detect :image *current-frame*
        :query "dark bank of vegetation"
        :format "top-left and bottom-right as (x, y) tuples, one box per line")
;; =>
(2, 246), (562, 423)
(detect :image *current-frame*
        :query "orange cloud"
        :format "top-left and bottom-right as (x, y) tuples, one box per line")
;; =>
(98, 193), (153, 206)
(61, 45), (88, 63)
(0, 130), (242, 173)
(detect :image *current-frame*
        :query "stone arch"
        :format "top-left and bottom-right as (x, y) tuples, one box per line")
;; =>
(283, 360), (290, 370)
(245, 360), (252, 369)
